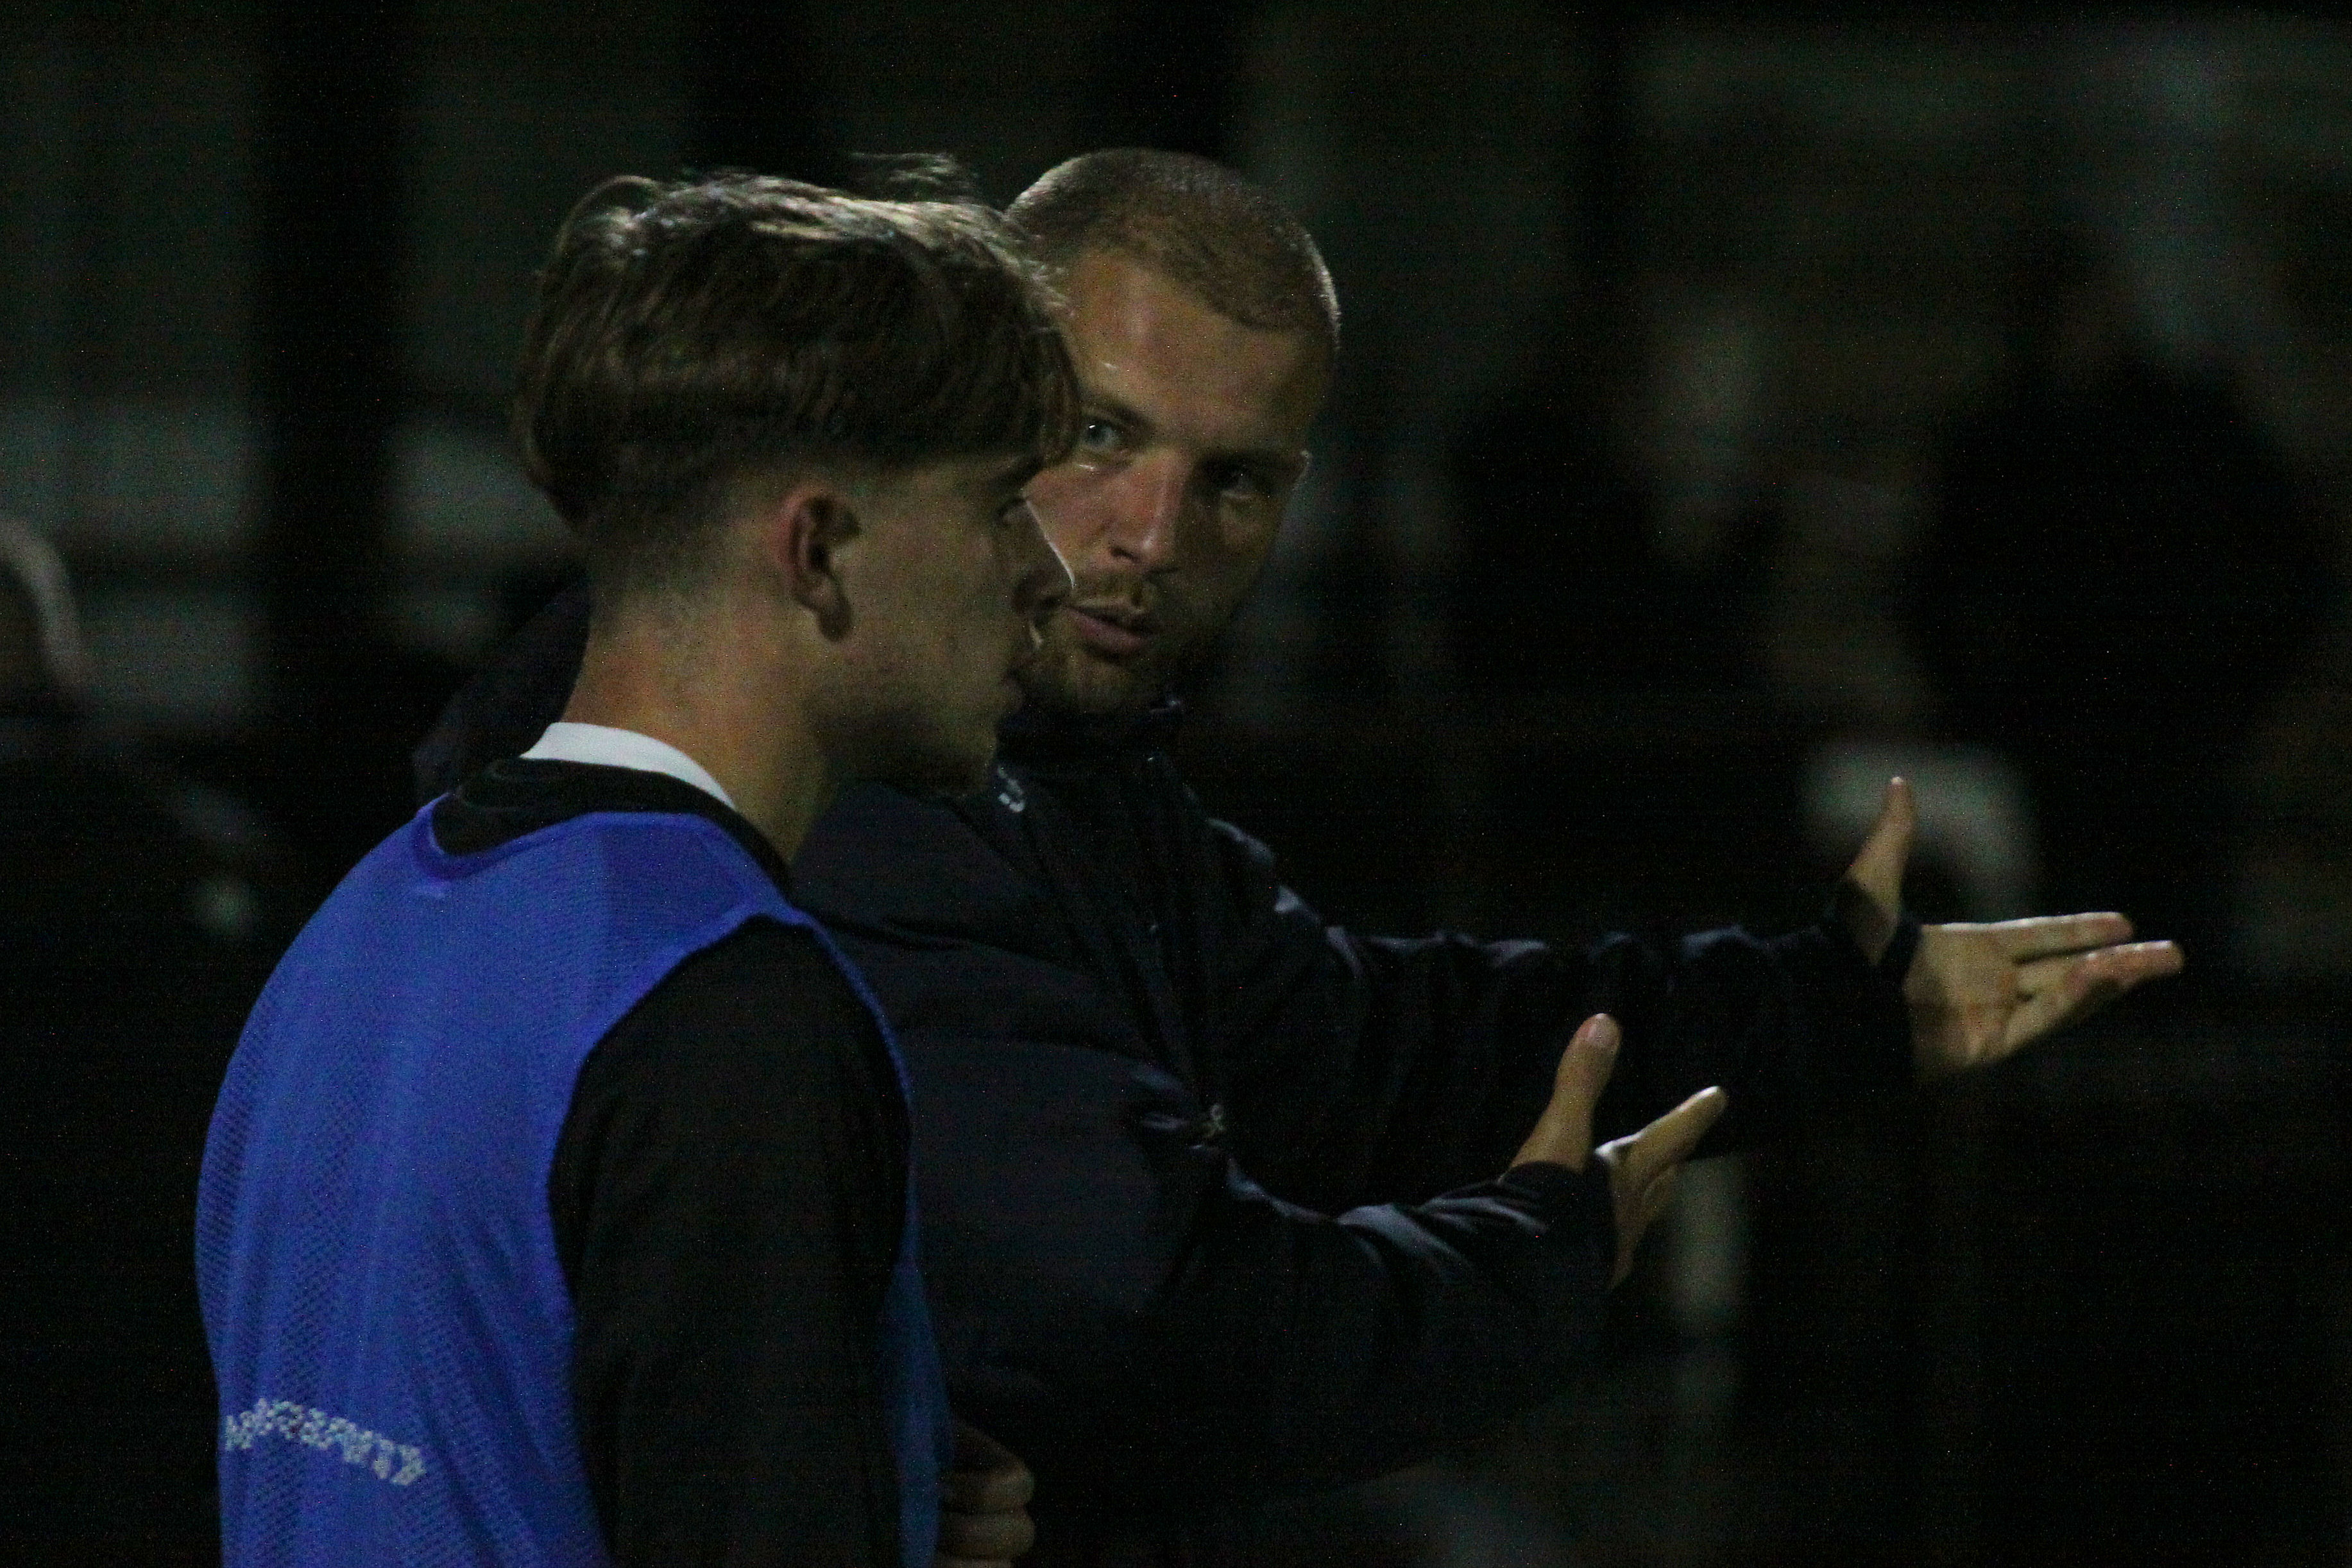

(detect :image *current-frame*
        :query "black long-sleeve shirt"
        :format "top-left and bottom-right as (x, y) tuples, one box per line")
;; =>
(433, 760), (909, 1567)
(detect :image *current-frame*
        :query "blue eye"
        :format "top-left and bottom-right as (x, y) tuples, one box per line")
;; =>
(1078, 418), (1123, 453)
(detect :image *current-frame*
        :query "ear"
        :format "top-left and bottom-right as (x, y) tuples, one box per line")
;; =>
(767, 481), (860, 640)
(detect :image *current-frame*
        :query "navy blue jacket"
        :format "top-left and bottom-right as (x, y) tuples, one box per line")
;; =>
(790, 703), (1916, 1549)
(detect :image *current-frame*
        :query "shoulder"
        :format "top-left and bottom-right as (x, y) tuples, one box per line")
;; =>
(588, 916), (895, 1112)
(795, 770), (1053, 939)
(552, 914), (907, 1306)
(467, 807), (783, 918)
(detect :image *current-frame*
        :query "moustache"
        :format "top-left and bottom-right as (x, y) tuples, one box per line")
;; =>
(1061, 576), (1168, 633)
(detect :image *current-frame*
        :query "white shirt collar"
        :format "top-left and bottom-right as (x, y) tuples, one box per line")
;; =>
(518, 722), (738, 812)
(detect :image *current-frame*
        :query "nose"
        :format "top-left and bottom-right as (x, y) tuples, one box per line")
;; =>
(1104, 456), (1186, 574)
(1010, 499), (1073, 631)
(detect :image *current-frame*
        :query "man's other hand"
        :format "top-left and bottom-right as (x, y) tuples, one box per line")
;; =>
(937, 1420), (1035, 1567)
(1837, 776), (2186, 1079)
(1513, 1013), (1728, 1285)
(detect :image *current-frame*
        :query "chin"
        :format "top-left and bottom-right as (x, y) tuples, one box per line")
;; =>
(910, 735), (1002, 800)
(1022, 645), (1161, 719)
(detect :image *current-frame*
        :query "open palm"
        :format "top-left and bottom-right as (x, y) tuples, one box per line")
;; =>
(1839, 778), (2184, 1080)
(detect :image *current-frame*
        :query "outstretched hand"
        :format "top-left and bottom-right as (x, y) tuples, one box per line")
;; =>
(1837, 778), (2185, 1080)
(1513, 1013), (1727, 1285)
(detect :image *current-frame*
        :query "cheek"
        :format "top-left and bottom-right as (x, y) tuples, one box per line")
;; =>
(857, 562), (964, 685)
(1191, 513), (1277, 597)
(948, 543), (1018, 663)
(1025, 468), (1108, 561)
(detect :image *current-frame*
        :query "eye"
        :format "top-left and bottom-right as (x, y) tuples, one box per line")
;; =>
(1207, 463), (1273, 504)
(1077, 417), (1125, 456)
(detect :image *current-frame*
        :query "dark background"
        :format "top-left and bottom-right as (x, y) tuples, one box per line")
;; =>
(4, 2), (2351, 1564)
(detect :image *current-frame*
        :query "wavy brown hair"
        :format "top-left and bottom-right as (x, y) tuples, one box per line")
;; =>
(515, 169), (1078, 597)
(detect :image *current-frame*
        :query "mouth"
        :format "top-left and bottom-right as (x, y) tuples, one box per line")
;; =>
(1064, 603), (1158, 659)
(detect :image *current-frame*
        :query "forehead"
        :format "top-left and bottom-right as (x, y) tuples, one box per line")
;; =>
(1060, 249), (1327, 453)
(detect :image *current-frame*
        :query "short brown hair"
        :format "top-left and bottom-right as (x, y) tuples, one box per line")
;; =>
(1008, 148), (1338, 359)
(515, 171), (1078, 596)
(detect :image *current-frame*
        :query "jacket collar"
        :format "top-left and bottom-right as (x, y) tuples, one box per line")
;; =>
(998, 695), (1184, 775)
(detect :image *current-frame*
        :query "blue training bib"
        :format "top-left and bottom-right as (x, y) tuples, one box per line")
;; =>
(198, 806), (950, 1567)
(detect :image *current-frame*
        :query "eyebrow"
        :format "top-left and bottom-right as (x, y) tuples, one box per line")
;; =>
(1087, 392), (1302, 470)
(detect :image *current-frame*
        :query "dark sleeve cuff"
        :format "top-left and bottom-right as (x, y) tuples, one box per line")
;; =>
(1879, 911), (1923, 986)
(1496, 1157), (1617, 1265)
(1762, 903), (1918, 1131)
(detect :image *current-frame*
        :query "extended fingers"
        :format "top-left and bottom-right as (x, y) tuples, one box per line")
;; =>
(939, 1424), (1037, 1568)
(944, 1467), (1034, 1517)
(1989, 911), (2135, 961)
(1601, 1096), (1720, 1286)
(1843, 777), (1916, 907)
(1616, 1085), (1727, 1194)
(2091, 939), (2186, 985)
(1556, 1012), (1621, 1107)
(935, 1505), (1036, 1564)
(1837, 778), (1917, 963)
(1999, 941), (2185, 1054)
(944, 1424), (1034, 1514)
(2015, 940), (2177, 994)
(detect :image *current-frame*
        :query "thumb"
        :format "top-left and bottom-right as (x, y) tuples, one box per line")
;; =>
(1608, 1084), (1728, 1195)
(945, 1420), (1033, 1513)
(1512, 1014), (1619, 1172)
(1839, 776), (1915, 962)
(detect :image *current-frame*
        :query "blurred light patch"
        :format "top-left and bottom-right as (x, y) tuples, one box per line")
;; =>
(0, 394), (254, 554)
(393, 419), (569, 568)
(80, 585), (259, 727)
(386, 583), (506, 667)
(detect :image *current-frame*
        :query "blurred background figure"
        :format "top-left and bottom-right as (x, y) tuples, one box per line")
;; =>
(1445, 294), (1809, 944)
(0, 516), (285, 1565)
(1911, 230), (2340, 975)
(1453, 292), (1781, 704)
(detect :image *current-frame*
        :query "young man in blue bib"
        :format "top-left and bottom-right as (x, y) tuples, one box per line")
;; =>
(197, 173), (1075, 1568)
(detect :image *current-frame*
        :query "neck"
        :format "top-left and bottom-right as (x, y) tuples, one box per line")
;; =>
(559, 604), (835, 860)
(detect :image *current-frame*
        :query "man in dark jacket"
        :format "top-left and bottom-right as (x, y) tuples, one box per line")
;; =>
(419, 150), (2182, 1565)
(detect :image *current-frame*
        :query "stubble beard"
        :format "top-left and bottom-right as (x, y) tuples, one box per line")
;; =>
(1018, 611), (1173, 720)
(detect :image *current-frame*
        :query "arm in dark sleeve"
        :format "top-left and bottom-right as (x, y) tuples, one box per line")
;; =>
(791, 791), (1620, 1512)
(1202, 812), (1916, 1210)
(549, 919), (908, 1568)
(889, 1006), (1616, 1515)
(1580, 914), (1918, 1149)
(798, 781), (1900, 1514)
